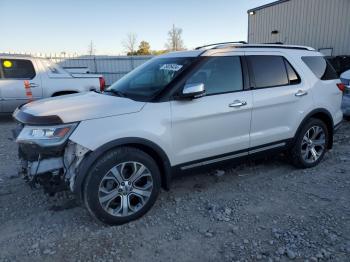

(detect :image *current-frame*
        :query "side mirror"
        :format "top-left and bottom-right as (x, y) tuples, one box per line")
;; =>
(180, 83), (206, 99)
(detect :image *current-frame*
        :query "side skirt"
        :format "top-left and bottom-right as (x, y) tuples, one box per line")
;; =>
(172, 139), (293, 175)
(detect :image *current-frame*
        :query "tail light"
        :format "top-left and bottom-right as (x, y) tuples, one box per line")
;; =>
(99, 77), (106, 92)
(337, 83), (346, 92)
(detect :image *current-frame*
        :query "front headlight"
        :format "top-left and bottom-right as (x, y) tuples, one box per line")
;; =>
(16, 123), (78, 147)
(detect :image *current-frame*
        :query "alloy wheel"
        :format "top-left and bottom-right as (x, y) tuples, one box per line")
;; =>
(301, 125), (326, 164)
(98, 161), (153, 217)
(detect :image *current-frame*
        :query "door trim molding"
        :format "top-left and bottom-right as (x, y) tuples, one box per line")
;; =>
(249, 142), (286, 154)
(181, 151), (248, 170)
(179, 140), (288, 171)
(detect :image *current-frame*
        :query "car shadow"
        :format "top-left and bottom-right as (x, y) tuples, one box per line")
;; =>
(0, 114), (13, 123)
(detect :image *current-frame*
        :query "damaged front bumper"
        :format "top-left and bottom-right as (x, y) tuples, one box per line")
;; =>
(14, 124), (90, 195)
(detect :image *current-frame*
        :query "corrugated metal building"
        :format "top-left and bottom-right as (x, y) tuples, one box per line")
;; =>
(247, 0), (350, 56)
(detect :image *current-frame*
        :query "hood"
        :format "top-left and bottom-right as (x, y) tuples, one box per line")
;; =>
(16, 92), (146, 124)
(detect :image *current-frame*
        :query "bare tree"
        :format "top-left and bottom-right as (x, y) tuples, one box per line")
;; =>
(165, 24), (185, 51)
(122, 33), (138, 55)
(87, 40), (96, 56)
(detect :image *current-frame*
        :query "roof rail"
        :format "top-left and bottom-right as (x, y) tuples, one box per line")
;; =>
(211, 44), (315, 51)
(195, 41), (247, 50)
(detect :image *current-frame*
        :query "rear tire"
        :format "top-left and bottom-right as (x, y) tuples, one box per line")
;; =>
(290, 118), (329, 168)
(83, 147), (161, 225)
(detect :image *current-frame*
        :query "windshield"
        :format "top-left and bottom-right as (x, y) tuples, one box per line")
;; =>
(107, 57), (195, 100)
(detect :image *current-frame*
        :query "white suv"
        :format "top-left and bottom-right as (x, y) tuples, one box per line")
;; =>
(13, 43), (343, 225)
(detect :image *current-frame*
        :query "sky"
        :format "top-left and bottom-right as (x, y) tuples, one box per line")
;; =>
(0, 0), (274, 55)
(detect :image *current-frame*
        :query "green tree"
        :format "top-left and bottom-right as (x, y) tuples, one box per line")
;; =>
(151, 50), (168, 55)
(137, 41), (151, 55)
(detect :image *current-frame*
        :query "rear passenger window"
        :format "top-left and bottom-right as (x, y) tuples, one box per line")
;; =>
(1, 59), (36, 79)
(186, 56), (243, 95)
(302, 56), (338, 80)
(248, 56), (289, 88)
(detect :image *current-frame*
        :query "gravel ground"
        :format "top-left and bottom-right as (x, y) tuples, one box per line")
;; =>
(0, 116), (350, 262)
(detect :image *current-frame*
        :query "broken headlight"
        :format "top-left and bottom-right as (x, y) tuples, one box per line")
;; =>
(16, 123), (78, 147)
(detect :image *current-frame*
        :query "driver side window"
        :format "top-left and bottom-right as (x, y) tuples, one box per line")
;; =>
(186, 56), (243, 95)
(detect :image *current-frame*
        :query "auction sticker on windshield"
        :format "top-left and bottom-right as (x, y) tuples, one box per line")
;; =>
(160, 64), (183, 71)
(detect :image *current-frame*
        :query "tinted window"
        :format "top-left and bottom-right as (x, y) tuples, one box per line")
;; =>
(302, 56), (338, 80)
(1, 59), (36, 79)
(248, 56), (289, 88)
(284, 59), (301, 84)
(186, 56), (243, 95)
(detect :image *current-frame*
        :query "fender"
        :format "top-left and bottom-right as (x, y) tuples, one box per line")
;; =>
(73, 137), (172, 199)
(294, 108), (334, 149)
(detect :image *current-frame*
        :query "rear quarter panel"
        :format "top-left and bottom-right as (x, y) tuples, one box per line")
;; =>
(45, 78), (100, 97)
(35, 59), (100, 97)
(296, 55), (343, 126)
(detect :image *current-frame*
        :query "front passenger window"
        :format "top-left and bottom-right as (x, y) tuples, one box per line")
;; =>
(186, 56), (243, 95)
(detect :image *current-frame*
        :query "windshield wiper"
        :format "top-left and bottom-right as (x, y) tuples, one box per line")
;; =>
(104, 89), (127, 98)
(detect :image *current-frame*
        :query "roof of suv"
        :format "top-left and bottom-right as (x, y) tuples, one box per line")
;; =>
(160, 43), (317, 58)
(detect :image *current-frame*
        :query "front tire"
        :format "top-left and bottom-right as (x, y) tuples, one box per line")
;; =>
(83, 147), (161, 225)
(290, 118), (329, 168)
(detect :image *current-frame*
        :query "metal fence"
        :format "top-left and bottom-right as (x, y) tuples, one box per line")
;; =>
(48, 55), (153, 86)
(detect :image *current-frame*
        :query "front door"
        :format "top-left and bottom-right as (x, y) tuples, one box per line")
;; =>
(171, 54), (253, 167)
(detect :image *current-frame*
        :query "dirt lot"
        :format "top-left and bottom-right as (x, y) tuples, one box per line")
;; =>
(0, 116), (349, 262)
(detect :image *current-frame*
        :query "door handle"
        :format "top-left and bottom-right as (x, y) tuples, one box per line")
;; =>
(295, 90), (308, 97)
(29, 83), (39, 88)
(229, 100), (247, 108)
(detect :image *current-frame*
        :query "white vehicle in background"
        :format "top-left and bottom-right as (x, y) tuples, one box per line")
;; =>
(340, 69), (350, 118)
(0, 54), (105, 113)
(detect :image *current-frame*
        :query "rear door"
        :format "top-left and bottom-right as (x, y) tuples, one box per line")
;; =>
(170, 52), (253, 167)
(247, 53), (314, 149)
(0, 58), (42, 112)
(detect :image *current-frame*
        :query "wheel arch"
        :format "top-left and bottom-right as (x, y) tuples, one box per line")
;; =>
(294, 108), (334, 149)
(74, 137), (172, 200)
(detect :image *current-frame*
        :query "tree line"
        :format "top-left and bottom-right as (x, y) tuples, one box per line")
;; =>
(122, 24), (185, 56)
(87, 24), (185, 56)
